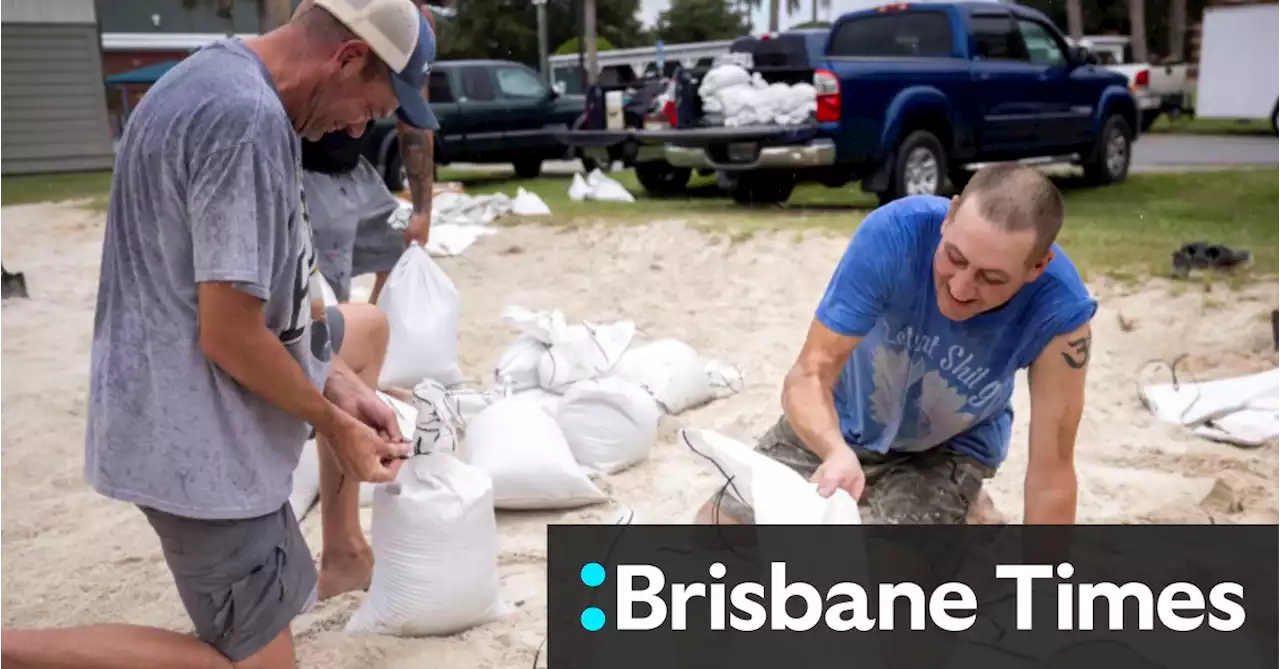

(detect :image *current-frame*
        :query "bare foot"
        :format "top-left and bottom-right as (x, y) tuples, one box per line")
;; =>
(317, 545), (374, 600)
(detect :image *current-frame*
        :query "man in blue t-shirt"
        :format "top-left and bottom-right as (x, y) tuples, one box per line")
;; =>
(697, 164), (1096, 525)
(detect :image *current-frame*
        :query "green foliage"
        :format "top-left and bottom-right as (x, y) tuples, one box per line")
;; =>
(554, 36), (618, 55)
(656, 0), (752, 44)
(437, 0), (643, 66)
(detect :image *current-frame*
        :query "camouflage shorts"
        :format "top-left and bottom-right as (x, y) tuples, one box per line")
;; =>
(708, 415), (996, 525)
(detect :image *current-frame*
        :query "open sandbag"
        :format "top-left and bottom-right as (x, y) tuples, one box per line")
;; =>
(377, 243), (463, 389)
(681, 427), (861, 524)
(345, 452), (503, 636)
(557, 377), (662, 474)
(465, 394), (607, 510)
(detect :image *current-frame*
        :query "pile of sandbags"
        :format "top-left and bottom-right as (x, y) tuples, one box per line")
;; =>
(697, 64), (818, 128)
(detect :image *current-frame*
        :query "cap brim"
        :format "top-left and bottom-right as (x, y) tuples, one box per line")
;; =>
(392, 75), (438, 131)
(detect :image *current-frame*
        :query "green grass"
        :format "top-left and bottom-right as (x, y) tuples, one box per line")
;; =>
(1, 170), (113, 210)
(1145, 114), (1275, 137)
(6, 166), (1276, 279)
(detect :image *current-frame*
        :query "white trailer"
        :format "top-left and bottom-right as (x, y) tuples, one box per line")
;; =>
(1193, 2), (1279, 131)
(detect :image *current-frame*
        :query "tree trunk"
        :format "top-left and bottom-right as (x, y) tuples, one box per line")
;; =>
(1127, 0), (1148, 62)
(1169, 0), (1187, 61)
(1066, 0), (1084, 41)
(768, 0), (779, 32)
(811, 0), (818, 24)
(262, 0), (293, 32)
(584, 0), (598, 86)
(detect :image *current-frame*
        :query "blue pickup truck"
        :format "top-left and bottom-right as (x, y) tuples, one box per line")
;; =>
(573, 2), (1140, 206)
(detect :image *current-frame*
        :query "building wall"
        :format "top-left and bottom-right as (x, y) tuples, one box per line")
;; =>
(1, 0), (115, 175)
(95, 0), (304, 35)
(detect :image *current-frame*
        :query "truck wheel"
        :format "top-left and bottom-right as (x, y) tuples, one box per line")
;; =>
(514, 160), (542, 179)
(880, 130), (946, 206)
(635, 162), (692, 198)
(1082, 115), (1132, 186)
(730, 172), (795, 205)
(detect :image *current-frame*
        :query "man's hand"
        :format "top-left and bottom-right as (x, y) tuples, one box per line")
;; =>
(782, 319), (865, 495)
(810, 448), (866, 500)
(320, 355), (410, 482)
(404, 211), (430, 246)
(1023, 320), (1090, 524)
(318, 411), (406, 483)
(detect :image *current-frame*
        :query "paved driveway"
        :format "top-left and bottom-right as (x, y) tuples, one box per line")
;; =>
(1132, 134), (1277, 169)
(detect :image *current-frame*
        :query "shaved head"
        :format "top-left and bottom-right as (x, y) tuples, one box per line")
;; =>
(953, 164), (1065, 262)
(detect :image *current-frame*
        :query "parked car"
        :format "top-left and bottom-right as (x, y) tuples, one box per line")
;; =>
(1193, 2), (1279, 134)
(360, 59), (587, 191)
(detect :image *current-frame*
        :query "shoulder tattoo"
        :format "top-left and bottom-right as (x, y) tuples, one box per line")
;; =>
(1060, 334), (1091, 369)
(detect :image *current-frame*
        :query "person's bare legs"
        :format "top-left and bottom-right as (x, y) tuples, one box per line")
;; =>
(367, 270), (390, 305)
(1, 625), (293, 669)
(316, 303), (390, 599)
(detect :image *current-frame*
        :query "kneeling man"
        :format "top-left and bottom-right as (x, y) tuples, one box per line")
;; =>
(698, 164), (1096, 525)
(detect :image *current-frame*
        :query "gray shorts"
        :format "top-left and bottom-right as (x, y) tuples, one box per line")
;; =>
(139, 503), (317, 661)
(303, 159), (405, 303)
(308, 306), (345, 441)
(325, 305), (346, 355)
(708, 415), (996, 525)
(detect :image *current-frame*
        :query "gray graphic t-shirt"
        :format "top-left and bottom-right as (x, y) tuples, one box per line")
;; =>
(84, 39), (333, 520)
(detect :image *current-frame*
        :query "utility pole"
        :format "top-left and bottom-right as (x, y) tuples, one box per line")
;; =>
(534, 0), (550, 82)
(584, 0), (598, 86)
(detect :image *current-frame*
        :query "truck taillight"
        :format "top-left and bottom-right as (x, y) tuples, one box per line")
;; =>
(814, 69), (841, 123)
(1134, 69), (1149, 88)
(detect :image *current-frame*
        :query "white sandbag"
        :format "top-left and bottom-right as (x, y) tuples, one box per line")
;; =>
(568, 173), (591, 201)
(610, 339), (714, 414)
(583, 169), (636, 203)
(464, 395), (607, 510)
(494, 335), (547, 392)
(345, 452), (503, 636)
(411, 378), (466, 457)
(289, 439), (321, 521)
(537, 322), (634, 393)
(681, 427), (861, 524)
(558, 377), (662, 474)
(511, 187), (551, 216)
(510, 386), (564, 416)
(377, 243), (463, 389)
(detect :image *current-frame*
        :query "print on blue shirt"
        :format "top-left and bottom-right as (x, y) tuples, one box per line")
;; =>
(815, 195), (1097, 469)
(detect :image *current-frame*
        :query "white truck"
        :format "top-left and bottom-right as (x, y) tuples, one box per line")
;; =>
(1075, 34), (1193, 132)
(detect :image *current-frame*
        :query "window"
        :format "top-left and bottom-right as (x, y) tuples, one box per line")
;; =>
(971, 14), (1023, 61)
(428, 71), (453, 103)
(495, 66), (548, 100)
(828, 12), (953, 58)
(460, 67), (496, 102)
(1017, 20), (1068, 67)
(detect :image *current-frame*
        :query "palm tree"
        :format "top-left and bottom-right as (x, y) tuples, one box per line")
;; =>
(1065, 0), (1083, 41)
(1127, 0), (1148, 62)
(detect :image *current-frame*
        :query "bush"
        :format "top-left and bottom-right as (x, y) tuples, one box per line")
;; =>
(554, 36), (617, 55)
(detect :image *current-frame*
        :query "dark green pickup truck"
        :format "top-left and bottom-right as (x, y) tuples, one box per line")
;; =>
(360, 59), (587, 190)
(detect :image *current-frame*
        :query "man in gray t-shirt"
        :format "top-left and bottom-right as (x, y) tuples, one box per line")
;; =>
(1, 1), (439, 667)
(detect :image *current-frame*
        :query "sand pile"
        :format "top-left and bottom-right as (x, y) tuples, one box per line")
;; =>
(2, 202), (1275, 668)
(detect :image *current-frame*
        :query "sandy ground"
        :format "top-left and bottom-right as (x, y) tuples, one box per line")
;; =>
(2, 201), (1277, 667)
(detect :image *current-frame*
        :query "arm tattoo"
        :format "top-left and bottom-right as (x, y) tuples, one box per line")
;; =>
(398, 125), (434, 215)
(1060, 335), (1091, 369)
